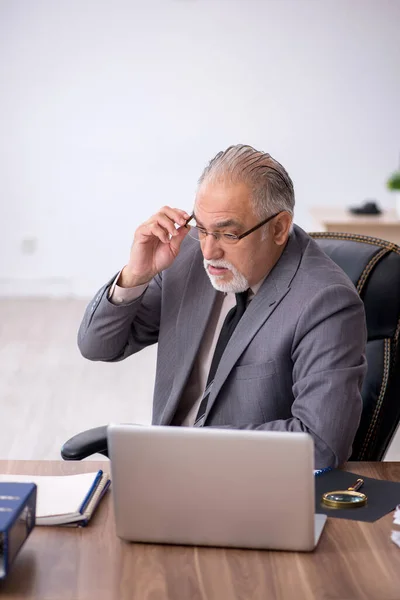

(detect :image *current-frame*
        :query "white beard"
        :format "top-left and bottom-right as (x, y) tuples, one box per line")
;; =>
(203, 259), (249, 293)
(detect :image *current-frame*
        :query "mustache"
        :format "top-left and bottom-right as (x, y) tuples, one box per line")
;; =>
(204, 259), (233, 270)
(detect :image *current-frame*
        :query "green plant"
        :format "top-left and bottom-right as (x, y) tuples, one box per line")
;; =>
(387, 171), (400, 191)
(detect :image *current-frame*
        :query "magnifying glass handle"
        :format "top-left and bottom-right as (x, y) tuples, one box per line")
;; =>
(348, 478), (364, 492)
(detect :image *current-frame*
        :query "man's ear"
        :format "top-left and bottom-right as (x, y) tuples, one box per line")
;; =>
(273, 212), (293, 246)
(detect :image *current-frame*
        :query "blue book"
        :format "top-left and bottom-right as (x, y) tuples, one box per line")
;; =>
(0, 482), (36, 579)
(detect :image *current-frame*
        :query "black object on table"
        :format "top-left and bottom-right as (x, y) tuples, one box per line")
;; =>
(348, 201), (382, 215)
(315, 469), (400, 522)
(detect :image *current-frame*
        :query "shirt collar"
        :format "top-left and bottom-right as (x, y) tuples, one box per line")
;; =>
(249, 274), (267, 297)
(224, 274), (267, 300)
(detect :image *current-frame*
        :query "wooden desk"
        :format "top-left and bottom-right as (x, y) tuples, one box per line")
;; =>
(0, 461), (399, 600)
(310, 207), (400, 245)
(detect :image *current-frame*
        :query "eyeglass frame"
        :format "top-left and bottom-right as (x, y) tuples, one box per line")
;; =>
(184, 210), (283, 243)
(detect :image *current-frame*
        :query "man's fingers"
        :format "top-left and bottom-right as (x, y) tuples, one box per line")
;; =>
(160, 206), (190, 226)
(169, 223), (190, 253)
(148, 223), (170, 244)
(136, 207), (191, 246)
(145, 207), (190, 239)
(153, 213), (180, 238)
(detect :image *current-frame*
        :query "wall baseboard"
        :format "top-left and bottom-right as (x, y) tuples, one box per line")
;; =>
(0, 278), (95, 298)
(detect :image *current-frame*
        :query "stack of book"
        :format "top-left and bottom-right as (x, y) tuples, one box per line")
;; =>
(0, 481), (37, 579)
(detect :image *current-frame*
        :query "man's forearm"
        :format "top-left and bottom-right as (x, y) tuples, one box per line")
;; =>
(78, 274), (158, 362)
(208, 418), (338, 469)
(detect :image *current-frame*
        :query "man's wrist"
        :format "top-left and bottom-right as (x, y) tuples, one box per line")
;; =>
(117, 267), (152, 288)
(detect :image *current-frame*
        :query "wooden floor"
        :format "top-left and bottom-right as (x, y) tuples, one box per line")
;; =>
(0, 298), (399, 461)
(0, 298), (155, 460)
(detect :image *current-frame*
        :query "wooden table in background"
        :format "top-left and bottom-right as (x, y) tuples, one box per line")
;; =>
(310, 207), (400, 245)
(0, 461), (399, 600)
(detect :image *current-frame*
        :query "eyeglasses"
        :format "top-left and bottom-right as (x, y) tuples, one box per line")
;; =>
(185, 211), (283, 245)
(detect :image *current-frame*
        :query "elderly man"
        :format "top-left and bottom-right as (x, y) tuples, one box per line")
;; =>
(78, 145), (367, 468)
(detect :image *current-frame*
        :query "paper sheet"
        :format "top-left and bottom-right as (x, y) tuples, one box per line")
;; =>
(391, 531), (400, 548)
(0, 472), (100, 518)
(392, 504), (400, 549)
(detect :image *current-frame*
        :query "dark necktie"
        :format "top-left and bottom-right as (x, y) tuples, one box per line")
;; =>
(194, 290), (249, 427)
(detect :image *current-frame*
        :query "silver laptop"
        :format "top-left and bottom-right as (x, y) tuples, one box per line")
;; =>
(107, 424), (326, 551)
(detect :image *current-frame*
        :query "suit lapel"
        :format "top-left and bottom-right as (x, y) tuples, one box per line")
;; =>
(203, 230), (303, 423)
(159, 248), (217, 425)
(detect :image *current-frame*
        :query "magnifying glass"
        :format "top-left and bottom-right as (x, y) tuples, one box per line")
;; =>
(321, 478), (367, 509)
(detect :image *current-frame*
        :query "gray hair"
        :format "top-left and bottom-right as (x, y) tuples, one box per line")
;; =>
(198, 144), (295, 219)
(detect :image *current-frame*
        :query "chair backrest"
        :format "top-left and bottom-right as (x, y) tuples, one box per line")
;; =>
(309, 231), (400, 460)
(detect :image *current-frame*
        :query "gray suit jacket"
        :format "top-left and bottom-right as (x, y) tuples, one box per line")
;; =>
(78, 225), (367, 468)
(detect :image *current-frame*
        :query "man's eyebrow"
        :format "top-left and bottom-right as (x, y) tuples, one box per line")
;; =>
(193, 215), (243, 229)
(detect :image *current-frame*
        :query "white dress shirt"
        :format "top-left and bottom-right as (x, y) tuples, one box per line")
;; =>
(109, 271), (265, 426)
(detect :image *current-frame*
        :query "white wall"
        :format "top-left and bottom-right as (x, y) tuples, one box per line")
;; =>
(1, 0), (400, 297)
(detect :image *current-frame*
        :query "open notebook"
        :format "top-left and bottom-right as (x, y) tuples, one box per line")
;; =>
(0, 470), (110, 526)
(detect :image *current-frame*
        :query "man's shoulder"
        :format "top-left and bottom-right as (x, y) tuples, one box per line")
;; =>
(292, 225), (359, 295)
(283, 227), (365, 334)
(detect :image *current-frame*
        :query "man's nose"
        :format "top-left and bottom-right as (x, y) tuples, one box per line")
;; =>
(201, 234), (224, 261)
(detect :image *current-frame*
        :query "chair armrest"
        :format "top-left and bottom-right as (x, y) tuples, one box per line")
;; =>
(61, 426), (109, 460)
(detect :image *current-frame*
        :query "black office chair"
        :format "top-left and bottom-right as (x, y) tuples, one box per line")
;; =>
(310, 232), (400, 461)
(61, 232), (400, 462)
